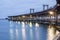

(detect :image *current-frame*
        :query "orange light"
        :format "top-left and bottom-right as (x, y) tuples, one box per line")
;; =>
(49, 11), (54, 15)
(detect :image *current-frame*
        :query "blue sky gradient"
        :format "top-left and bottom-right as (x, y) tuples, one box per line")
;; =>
(0, 0), (56, 18)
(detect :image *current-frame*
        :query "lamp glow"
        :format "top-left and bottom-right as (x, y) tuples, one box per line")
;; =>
(49, 11), (54, 15)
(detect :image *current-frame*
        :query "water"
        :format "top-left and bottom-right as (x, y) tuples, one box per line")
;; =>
(0, 20), (59, 40)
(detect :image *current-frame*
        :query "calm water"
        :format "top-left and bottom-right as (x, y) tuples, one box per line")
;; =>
(0, 20), (59, 40)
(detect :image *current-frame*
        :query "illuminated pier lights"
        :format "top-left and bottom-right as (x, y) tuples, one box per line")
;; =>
(48, 10), (56, 23)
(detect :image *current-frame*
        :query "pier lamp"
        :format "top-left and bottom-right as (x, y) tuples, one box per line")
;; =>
(49, 11), (54, 15)
(22, 16), (25, 18)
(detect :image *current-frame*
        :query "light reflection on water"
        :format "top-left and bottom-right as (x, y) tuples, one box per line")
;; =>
(35, 27), (40, 40)
(16, 27), (19, 40)
(17, 21), (20, 24)
(0, 20), (60, 40)
(29, 22), (32, 28)
(56, 30), (59, 35)
(47, 25), (56, 40)
(30, 29), (33, 40)
(29, 22), (33, 40)
(35, 23), (40, 40)
(35, 23), (39, 28)
(10, 28), (14, 40)
(9, 21), (60, 40)
(10, 21), (13, 28)
(10, 21), (14, 40)
(22, 22), (26, 40)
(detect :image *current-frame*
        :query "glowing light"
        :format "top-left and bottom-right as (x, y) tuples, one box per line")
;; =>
(29, 22), (32, 28)
(22, 28), (25, 37)
(22, 22), (25, 28)
(21, 21), (26, 40)
(57, 4), (60, 6)
(49, 11), (54, 15)
(10, 28), (14, 40)
(22, 16), (25, 18)
(56, 30), (59, 35)
(22, 22), (25, 25)
(35, 23), (39, 27)
(22, 28), (26, 40)
(47, 26), (56, 40)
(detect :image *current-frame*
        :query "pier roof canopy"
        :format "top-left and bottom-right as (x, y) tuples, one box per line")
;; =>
(8, 8), (53, 17)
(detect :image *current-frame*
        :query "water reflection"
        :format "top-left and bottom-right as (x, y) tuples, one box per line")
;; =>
(17, 21), (20, 24)
(35, 23), (40, 40)
(22, 22), (26, 40)
(10, 21), (14, 40)
(22, 22), (25, 28)
(56, 30), (60, 35)
(10, 28), (14, 40)
(16, 26), (19, 40)
(16, 21), (18, 23)
(29, 22), (32, 28)
(30, 29), (33, 40)
(10, 21), (13, 28)
(35, 27), (40, 40)
(35, 23), (39, 28)
(8, 21), (60, 40)
(47, 25), (56, 40)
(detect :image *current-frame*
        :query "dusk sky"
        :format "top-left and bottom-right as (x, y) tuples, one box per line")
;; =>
(0, 0), (56, 18)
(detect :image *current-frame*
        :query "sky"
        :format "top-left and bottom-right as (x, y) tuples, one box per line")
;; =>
(0, 0), (56, 18)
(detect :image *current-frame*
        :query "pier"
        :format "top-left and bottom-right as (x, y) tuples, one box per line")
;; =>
(8, 5), (59, 24)
(8, 0), (60, 40)
(8, 1), (60, 26)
